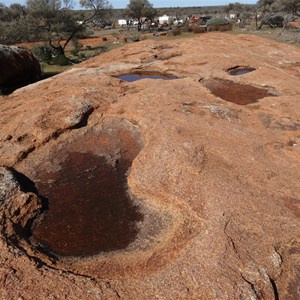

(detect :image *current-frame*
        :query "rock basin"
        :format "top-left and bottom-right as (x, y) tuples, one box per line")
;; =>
(31, 151), (143, 257)
(227, 66), (256, 76)
(118, 72), (178, 82)
(202, 78), (276, 105)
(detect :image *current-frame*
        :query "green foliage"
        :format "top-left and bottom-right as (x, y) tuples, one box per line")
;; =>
(32, 44), (69, 66)
(80, 0), (111, 11)
(282, 0), (300, 16)
(126, 0), (157, 30)
(257, 0), (300, 29)
(225, 2), (243, 13)
(0, 3), (26, 22)
(0, 0), (112, 57)
(32, 45), (52, 63)
(0, 3), (29, 43)
(130, 35), (140, 42)
(206, 17), (230, 25)
(257, 0), (300, 16)
(52, 53), (69, 65)
(70, 38), (83, 56)
(267, 14), (284, 26)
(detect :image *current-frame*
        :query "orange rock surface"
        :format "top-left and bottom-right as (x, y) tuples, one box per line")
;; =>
(0, 33), (300, 299)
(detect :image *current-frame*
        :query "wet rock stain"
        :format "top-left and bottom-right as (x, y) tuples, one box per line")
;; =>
(31, 152), (143, 257)
(202, 78), (275, 105)
(282, 197), (300, 218)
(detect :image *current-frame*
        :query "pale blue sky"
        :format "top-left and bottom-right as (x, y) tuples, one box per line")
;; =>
(2, 0), (257, 8)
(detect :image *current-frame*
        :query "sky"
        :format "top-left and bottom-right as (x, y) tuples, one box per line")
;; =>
(1, 0), (257, 9)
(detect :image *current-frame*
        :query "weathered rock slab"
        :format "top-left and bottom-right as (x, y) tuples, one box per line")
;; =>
(0, 33), (300, 299)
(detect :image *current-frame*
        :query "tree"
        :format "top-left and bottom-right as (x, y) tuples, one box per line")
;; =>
(25, 0), (111, 58)
(280, 0), (300, 16)
(225, 2), (243, 14)
(256, 0), (300, 29)
(0, 3), (26, 22)
(225, 2), (253, 28)
(0, 3), (28, 43)
(126, 0), (156, 31)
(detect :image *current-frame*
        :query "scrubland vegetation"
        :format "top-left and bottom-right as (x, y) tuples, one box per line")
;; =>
(0, 0), (299, 76)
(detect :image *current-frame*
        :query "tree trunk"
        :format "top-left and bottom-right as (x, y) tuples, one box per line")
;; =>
(255, 12), (258, 30)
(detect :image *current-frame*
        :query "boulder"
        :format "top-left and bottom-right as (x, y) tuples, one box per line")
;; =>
(0, 44), (41, 92)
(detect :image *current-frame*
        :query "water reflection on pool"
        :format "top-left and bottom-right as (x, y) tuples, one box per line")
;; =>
(119, 73), (178, 82)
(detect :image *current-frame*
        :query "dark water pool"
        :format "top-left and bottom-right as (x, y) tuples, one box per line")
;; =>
(119, 73), (177, 82)
(228, 67), (256, 76)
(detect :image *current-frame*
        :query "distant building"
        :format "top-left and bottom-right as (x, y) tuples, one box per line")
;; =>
(159, 15), (169, 25)
(118, 19), (127, 27)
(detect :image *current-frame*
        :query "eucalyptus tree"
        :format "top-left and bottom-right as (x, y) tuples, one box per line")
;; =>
(126, 0), (157, 31)
(0, 3), (27, 43)
(26, 0), (111, 57)
(256, 0), (299, 29)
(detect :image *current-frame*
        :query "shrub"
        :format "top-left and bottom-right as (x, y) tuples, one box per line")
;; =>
(70, 38), (83, 56)
(180, 23), (192, 32)
(206, 17), (230, 26)
(131, 36), (140, 42)
(32, 45), (52, 63)
(52, 53), (69, 66)
(206, 17), (232, 32)
(267, 15), (284, 28)
(171, 26), (181, 36)
(191, 25), (207, 33)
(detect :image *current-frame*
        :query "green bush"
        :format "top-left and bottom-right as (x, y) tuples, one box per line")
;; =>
(267, 15), (284, 28)
(52, 53), (69, 66)
(131, 36), (140, 42)
(70, 38), (83, 56)
(32, 45), (52, 63)
(206, 17), (230, 26)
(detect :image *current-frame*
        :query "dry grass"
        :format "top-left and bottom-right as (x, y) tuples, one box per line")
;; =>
(229, 22), (300, 48)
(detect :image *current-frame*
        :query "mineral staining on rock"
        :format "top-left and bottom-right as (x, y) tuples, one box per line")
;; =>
(202, 78), (274, 105)
(31, 152), (143, 257)
(0, 33), (300, 299)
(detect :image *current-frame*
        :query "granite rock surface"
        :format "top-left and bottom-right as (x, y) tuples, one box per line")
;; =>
(0, 33), (300, 299)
